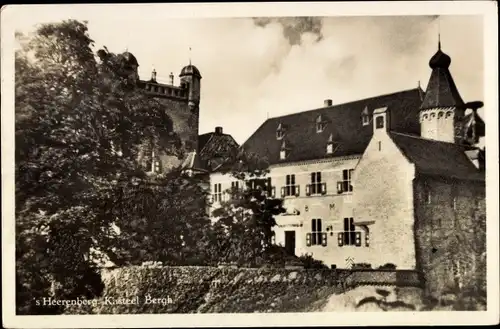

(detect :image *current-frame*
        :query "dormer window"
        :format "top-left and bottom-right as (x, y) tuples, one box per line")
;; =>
(361, 106), (370, 126)
(276, 123), (285, 140)
(316, 115), (326, 133)
(326, 133), (339, 155)
(280, 140), (289, 160)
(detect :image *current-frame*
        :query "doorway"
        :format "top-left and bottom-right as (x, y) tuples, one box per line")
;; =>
(284, 231), (296, 255)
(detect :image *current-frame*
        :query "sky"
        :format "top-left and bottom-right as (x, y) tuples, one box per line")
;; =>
(13, 8), (484, 145)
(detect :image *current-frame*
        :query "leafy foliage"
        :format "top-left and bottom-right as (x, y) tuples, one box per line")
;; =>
(15, 20), (187, 314)
(209, 151), (287, 267)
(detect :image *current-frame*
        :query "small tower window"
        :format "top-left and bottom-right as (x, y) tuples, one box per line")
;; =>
(438, 111), (444, 118)
(375, 116), (384, 129)
(430, 113), (436, 119)
(446, 111), (452, 118)
(424, 114), (429, 120)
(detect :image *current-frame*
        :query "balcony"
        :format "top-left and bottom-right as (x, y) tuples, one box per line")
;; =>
(306, 182), (327, 196)
(337, 231), (365, 247)
(337, 180), (353, 194)
(280, 185), (300, 198)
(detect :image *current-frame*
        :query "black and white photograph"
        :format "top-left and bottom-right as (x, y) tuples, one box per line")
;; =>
(1, 2), (498, 328)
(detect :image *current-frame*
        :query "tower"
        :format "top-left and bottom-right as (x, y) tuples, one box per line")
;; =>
(419, 38), (466, 143)
(121, 51), (140, 83)
(179, 63), (202, 151)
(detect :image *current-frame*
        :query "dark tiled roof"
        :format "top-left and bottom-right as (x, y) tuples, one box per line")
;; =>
(389, 132), (484, 181)
(198, 132), (240, 171)
(420, 48), (464, 110)
(241, 88), (425, 165)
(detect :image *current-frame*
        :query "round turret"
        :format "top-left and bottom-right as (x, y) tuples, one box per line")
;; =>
(122, 51), (139, 67)
(180, 64), (202, 79)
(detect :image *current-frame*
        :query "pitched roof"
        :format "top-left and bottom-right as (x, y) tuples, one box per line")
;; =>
(420, 48), (464, 110)
(241, 88), (425, 165)
(180, 150), (207, 174)
(389, 132), (484, 181)
(197, 131), (240, 171)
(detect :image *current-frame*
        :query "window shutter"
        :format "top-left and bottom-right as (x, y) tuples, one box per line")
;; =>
(295, 185), (300, 197)
(337, 181), (343, 194)
(281, 187), (285, 198)
(271, 186), (276, 198)
(306, 185), (311, 196)
(337, 232), (344, 247)
(355, 232), (362, 247)
(321, 233), (327, 246)
(306, 233), (312, 247)
(321, 182), (327, 195)
(365, 232), (370, 247)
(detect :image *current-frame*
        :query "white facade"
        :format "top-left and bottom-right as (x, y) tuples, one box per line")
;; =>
(208, 107), (418, 270)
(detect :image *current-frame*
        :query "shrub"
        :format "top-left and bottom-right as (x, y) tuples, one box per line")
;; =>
(352, 263), (372, 269)
(298, 254), (328, 269)
(378, 263), (397, 270)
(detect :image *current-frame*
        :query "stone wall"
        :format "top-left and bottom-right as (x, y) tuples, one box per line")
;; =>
(64, 266), (421, 314)
(413, 176), (486, 296)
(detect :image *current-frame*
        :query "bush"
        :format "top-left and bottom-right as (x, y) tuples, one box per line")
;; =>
(378, 263), (397, 270)
(298, 254), (328, 269)
(352, 263), (372, 269)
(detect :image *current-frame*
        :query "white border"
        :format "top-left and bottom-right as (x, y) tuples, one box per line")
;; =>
(2, 2), (498, 328)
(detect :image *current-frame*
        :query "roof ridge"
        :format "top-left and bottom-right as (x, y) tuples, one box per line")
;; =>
(268, 88), (421, 120)
(389, 131), (472, 147)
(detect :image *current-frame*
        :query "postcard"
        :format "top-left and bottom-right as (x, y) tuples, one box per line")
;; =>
(1, 1), (498, 328)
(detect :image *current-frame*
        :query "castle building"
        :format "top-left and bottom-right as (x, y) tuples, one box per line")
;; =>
(109, 50), (238, 174)
(208, 41), (486, 294)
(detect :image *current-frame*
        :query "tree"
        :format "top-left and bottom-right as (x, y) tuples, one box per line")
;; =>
(15, 20), (185, 314)
(108, 169), (213, 266)
(210, 150), (287, 267)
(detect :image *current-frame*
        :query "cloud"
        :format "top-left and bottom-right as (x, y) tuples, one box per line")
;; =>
(253, 17), (323, 45)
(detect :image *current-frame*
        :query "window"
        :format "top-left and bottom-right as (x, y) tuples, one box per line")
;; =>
(327, 143), (333, 154)
(375, 116), (384, 129)
(423, 184), (432, 204)
(277, 130), (284, 140)
(276, 123), (285, 140)
(316, 115), (326, 133)
(247, 178), (275, 198)
(337, 169), (353, 194)
(231, 181), (240, 199)
(306, 172), (326, 195)
(213, 183), (222, 202)
(378, 141), (382, 151)
(280, 149), (287, 160)
(362, 115), (370, 126)
(281, 174), (299, 197)
(337, 218), (361, 247)
(306, 219), (327, 246)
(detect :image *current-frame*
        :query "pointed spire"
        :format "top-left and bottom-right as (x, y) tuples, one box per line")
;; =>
(189, 47), (192, 65)
(438, 33), (441, 50)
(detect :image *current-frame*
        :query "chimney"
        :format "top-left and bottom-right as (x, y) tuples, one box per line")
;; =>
(324, 99), (333, 107)
(169, 72), (174, 85)
(151, 68), (157, 82)
(215, 126), (223, 135)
